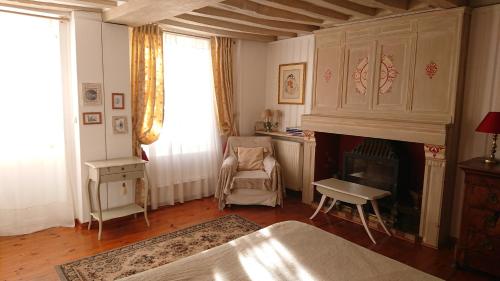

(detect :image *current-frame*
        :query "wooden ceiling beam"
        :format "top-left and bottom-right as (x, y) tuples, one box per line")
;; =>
(103, 0), (224, 26)
(320, 0), (379, 17)
(44, 0), (117, 8)
(261, 0), (351, 20)
(192, 6), (319, 32)
(221, 0), (323, 24)
(159, 19), (277, 42)
(420, 0), (465, 8)
(175, 13), (297, 37)
(469, 0), (500, 7)
(0, 0), (101, 12)
(372, 0), (410, 11)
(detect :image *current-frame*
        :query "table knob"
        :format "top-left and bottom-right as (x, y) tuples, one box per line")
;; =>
(121, 167), (125, 171)
(122, 174), (126, 178)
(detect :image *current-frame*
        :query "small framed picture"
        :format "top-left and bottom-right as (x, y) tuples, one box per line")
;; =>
(278, 63), (306, 105)
(112, 116), (128, 134)
(112, 93), (125, 109)
(82, 112), (102, 125)
(82, 83), (102, 106)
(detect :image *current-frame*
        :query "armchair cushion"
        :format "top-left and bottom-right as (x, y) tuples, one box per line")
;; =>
(232, 170), (270, 189)
(236, 147), (265, 171)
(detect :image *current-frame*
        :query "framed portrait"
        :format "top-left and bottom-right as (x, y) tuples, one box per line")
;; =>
(278, 63), (306, 105)
(112, 93), (125, 109)
(82, 83), (102, 106)
(112, 116), (128, 134)
(82, 112), (102, 125)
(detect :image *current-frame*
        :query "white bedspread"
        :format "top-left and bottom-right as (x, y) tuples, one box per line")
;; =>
(119, 221), (442, 281)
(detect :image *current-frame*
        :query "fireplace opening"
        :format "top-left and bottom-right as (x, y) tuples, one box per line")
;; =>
(314, 132), (425, 237)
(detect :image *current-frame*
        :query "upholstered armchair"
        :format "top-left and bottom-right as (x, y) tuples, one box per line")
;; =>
(215, 136), (284, 210)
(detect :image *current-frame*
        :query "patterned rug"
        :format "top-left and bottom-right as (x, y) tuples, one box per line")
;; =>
(56, 215), (261, 281)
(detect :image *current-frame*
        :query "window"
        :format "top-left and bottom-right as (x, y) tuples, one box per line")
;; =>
(152, 33), (220, 155)
(0, 12), (74, 235)
(146, 33), (222, 207)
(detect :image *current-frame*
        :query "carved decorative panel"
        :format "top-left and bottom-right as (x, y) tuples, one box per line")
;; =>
(412, 17), (457, 115)
(313, 35), (343, 115)
(373, 36), (414, 111)
(342, 42), (375, 109)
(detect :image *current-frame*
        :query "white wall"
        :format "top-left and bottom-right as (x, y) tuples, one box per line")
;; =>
(70, 12), (133, 222)
(102, 23), (134, 208)
(265, 35), (315, 131)
(233, 40), (268, 136)
(450, 4), (500, 237)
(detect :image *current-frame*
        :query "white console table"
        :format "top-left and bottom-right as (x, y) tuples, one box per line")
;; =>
(85, 157), (150, 240)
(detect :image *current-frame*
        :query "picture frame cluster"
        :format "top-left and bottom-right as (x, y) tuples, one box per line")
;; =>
(81, 82), (128, 134)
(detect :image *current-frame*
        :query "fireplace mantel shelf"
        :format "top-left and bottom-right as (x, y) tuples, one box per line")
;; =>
(302, 114), (448, 145)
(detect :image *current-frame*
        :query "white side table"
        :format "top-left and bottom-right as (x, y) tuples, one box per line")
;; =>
(85, 157), (151, 240)
(309, 178), (392, 244)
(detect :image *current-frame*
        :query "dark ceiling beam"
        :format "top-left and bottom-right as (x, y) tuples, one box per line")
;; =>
(159, 19), (277, 42)
(175, 13), (297, 37)
(192, 6), (319, 32)
(221, 0), (324, 24)
(320, 0), (379, 16)
(373, 0), (410, 11)
(262, 0), (351, 20)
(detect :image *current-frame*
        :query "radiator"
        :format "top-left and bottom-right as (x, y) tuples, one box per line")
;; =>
(272, 139), (303, 191)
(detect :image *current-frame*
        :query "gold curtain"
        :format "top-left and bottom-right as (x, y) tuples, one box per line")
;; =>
(131, 24), (164, 157)
(131, 24), (164, 206)
(210, 36), (239, 137)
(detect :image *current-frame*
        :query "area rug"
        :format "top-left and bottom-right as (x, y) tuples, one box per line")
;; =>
(55, 214), (261, 281)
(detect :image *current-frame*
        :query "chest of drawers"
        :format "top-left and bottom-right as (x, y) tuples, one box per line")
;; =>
(457, 158), (500, 277)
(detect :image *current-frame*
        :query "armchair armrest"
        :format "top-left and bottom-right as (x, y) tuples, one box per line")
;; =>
(263, 155), (277, 176)
(221, 155), (238, 173)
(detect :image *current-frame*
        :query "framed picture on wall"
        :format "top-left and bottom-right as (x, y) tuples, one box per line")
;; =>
(112, 116), (128, 134)
(112, 93), (125, 109)
(82, 112), (102, 125)
(82, 83), (102, 106)
(278, 63), (306, 105)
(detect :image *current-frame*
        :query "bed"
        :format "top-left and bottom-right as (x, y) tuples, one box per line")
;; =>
(119, 221), (442, 281)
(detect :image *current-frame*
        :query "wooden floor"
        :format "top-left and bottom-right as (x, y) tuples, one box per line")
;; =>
(0, 194), (495, 281)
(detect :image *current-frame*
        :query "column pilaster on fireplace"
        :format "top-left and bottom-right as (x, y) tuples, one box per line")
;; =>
(419, 144), (446, 248)
(302, 130), (316, 204)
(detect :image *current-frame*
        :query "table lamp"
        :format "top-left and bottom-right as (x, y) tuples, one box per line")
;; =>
(476, 111), (500, 164)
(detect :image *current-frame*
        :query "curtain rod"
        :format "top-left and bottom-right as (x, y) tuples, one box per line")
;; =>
(0, 8), (68, 21)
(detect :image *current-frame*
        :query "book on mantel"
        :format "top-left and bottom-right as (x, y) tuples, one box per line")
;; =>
(285, 127), (303, 137)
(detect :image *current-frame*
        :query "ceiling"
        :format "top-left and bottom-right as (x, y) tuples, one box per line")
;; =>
(1, 0), (499, 41)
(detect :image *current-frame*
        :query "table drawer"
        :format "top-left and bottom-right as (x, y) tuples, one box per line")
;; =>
(467, 185), (500, 211)
(100, 171), (144, 182)
(465, 174), (500, 189)
(99, 164), (144, 175)
(463, 232), (500, 276)
(466, 207), (500, 236)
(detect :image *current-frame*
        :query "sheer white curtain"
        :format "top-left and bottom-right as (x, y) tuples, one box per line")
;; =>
(146, 33), (222, 208)
(0, 12), (74, 235)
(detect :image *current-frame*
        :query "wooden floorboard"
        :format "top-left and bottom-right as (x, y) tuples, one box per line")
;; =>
(0, 194), (495, 281)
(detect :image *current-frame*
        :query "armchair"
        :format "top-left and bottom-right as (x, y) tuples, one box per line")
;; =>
(215, 136), (284, 209)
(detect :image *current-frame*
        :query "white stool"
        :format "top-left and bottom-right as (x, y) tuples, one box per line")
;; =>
(310, 178), (392, 244)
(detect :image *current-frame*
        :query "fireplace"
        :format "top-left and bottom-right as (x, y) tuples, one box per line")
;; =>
(300, 123), (454, 248)
(312, 133), (423, 236)
(343, 139), (400, 224)
(343, 139), (399, 199)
